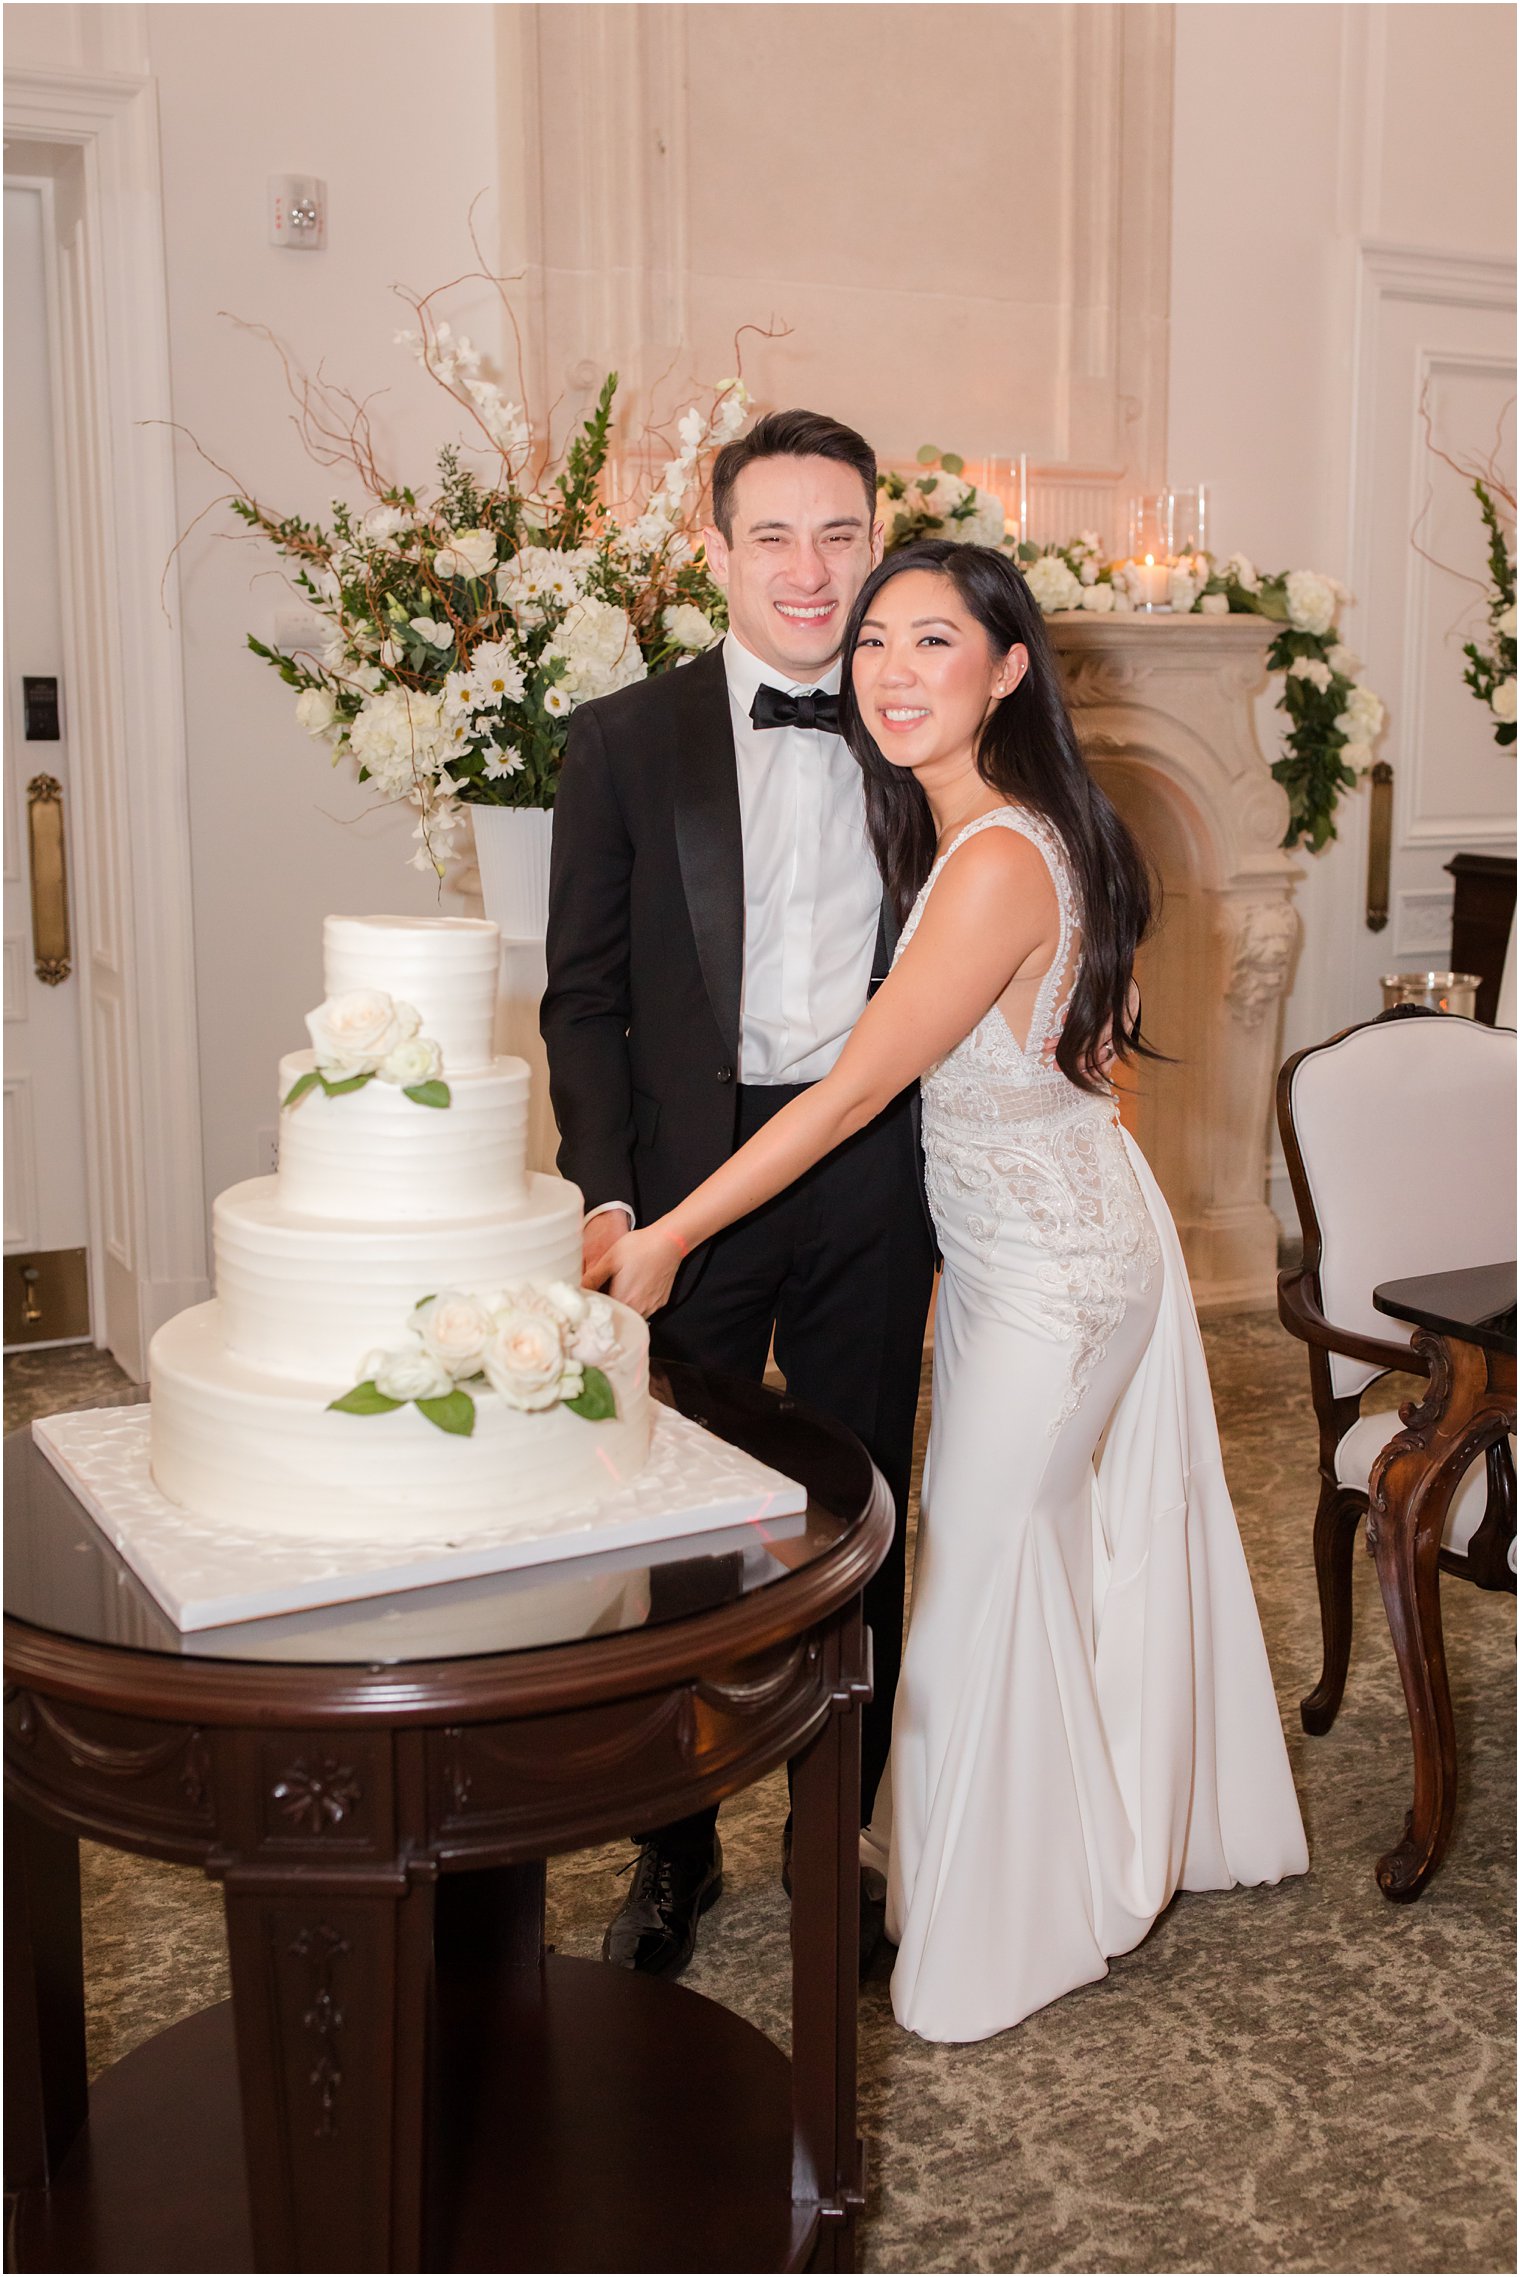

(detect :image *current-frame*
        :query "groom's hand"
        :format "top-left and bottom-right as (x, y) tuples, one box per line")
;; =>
(582, 1208), (632, 1287)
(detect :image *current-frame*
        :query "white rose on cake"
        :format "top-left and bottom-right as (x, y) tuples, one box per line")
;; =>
(363, 1334), (455, 1403)
(542, 1281), (589, 1327)
(484, 1307), (576, 1410)
(307, 989), (419, 1077)
(415, 1292), (496, 1378)
(571, 1294), (622, 1365)
(378, 1033), (443, 1087)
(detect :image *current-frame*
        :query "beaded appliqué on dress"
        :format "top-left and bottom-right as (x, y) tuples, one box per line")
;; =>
(900, 808), (1159, 1430)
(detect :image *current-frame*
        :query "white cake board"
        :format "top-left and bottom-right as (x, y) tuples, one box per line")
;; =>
(31, 1406), (809, 1633)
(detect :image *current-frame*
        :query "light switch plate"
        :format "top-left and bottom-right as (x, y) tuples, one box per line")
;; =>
(269, 175), (326, 251)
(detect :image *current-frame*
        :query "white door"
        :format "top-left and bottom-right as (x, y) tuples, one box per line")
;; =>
(1348, 252), (1517, 1013)
(4, 180), (92, 1347)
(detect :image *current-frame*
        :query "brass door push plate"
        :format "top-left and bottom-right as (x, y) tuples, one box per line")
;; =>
(4, 1247), (90, 1346)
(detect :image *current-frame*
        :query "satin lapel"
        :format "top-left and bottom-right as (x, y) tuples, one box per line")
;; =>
(672, 646), (744, 1058)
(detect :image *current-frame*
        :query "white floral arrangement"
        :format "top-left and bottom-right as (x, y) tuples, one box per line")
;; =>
(330, 1282), (622, 1437)
(877, 449), (1010, 550)
(283, 990), (449, 1111)
(883, 451), (1387, 853)
(233, 288), (749, 873)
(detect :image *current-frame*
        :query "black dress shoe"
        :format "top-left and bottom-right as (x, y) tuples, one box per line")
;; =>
(602, 1836), (723, 1977)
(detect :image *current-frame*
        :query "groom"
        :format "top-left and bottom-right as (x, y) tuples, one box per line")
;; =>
(542, 408), (935, 1976)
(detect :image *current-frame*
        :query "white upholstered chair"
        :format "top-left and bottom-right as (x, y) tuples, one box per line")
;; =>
(1276, 1005), (1517, 1735)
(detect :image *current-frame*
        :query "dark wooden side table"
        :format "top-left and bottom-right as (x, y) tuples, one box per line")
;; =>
(4, 1362), (891, 2274)
(1367, 1261), (1517, 1902)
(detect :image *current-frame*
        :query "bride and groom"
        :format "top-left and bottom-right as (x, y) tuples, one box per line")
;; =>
(541, 409), (1307, 2046)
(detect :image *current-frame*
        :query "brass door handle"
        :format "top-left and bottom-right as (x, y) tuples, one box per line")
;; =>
(26, 773), (71, 984)
(1366, 761), (1393, 933)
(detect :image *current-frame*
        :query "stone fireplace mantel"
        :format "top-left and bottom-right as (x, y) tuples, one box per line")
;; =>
(1050, 613), (1299, 1309)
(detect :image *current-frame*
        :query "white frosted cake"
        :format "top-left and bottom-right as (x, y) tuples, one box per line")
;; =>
(149, 915), (652, 1538)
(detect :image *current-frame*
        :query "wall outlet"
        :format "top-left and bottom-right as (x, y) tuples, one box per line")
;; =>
(257, 1126), (279, 1176)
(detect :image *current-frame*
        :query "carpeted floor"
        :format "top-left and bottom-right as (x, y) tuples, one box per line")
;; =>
(5, 1317), (1515, 2273)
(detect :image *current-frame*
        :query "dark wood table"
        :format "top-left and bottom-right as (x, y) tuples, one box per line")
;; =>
(1366, 1261), (1516, 1900)
(4, 1363), (891, 2273)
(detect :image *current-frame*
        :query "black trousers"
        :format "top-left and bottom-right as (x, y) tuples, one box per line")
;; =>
(639, 1081), (936, 1846)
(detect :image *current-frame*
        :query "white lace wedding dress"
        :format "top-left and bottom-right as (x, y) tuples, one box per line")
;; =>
(863, 806), (1308, 2045)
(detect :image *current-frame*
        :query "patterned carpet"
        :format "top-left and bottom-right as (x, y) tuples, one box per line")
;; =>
(5, 1318), (1515, 2273)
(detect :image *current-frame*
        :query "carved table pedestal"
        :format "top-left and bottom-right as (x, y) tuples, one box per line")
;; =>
(5, 1363), (889, 2272)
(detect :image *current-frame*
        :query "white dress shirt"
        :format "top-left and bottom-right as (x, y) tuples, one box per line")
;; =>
(722, 630), (882, 1083)
(585, 631), (882, 1231)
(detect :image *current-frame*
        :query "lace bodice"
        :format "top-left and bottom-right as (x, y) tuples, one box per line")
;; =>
(899, 806), (1158, 1430)
(896, 806), (1083, 1124)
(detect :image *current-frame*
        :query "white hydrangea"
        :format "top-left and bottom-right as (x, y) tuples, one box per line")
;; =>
(348, 688), (446, 797)
(541, 597), (647, 708)
(1285, 569), (1337, 636)
(1024, 553), (1084, 613)
(1496, 601), (1517, 640)
(1493, 677), (1518, 724)
(1327, 643), (1360, 678)
(1289, 656), (1333, 692)
(955, 489), (1011, 548)
(1168, 567), (1200, 613)
(1340, 741), (1375, 776)
(1198, 591), (1230, 615)
(1079, 580), (1116, 613)
(1224, 554), (1260, 592)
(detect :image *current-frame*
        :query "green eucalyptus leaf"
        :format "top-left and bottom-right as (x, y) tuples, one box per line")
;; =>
(416, 1388), (476, 1437)
(564, 1366), (617, 1422)
(940, 452), (965, 476)
(328, 1380), (404, 1416)
(402, 1080), (451, 1110)
(916, 444), (939, 465)
(282, 1069), (322, 1110)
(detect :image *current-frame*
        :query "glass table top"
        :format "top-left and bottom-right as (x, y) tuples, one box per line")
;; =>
(3, 1365), (878, 1669)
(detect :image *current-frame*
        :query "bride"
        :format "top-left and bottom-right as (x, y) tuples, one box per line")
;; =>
(591, 540), (1308, 2044)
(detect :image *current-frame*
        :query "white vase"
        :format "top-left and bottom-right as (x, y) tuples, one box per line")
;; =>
(470, 804), (559, 1175)
(471, 803), (554, 942)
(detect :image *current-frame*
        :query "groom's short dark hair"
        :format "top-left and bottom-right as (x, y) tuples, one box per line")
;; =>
(710, 409), (876, 540)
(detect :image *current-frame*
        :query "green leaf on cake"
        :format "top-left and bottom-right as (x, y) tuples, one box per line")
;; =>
(564, 1366), (617, 1422)
(328, 1379), (404, 1416)
(415, 1388), (476, 1436)
(281, 1069), (323, 1110)
(402, 1080), (451, 1110)
(319, 1071), (376, 1098)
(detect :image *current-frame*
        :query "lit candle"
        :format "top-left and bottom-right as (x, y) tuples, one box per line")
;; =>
(1129, 553), (1171, 609)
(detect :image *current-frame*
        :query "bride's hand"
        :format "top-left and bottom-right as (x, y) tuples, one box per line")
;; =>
(584, 1223), (684, 1316)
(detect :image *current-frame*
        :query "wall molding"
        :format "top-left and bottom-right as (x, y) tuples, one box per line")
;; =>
(5, 64), (208, 1373)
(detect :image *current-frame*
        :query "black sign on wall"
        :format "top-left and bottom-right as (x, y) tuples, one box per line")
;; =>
(23, 678), (60, 741)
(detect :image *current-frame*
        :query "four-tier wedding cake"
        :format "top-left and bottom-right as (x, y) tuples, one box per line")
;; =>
(148, 915), (653, 1538)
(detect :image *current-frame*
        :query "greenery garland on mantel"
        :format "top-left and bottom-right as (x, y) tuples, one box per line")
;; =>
(881, 451), (1386, 854)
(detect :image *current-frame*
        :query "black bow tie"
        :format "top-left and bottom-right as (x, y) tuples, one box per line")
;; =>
(749, 683), (841, 735)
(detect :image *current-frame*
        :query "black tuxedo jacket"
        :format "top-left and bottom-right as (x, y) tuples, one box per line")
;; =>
(541, 642), (911, 1232)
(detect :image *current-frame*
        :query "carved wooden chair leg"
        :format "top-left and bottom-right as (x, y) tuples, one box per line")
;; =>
(1300, 1480), (1367, 1735)
(1366, 1333), (1501, 1902)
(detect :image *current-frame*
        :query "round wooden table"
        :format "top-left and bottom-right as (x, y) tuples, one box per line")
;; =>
(4, 1362), (891, 2273)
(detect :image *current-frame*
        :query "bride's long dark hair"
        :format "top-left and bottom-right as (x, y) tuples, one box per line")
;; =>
(838, 540), (1158, 1091)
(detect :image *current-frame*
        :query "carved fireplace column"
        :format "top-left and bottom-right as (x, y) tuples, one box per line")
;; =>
(1050, 614), (1299, 1309)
